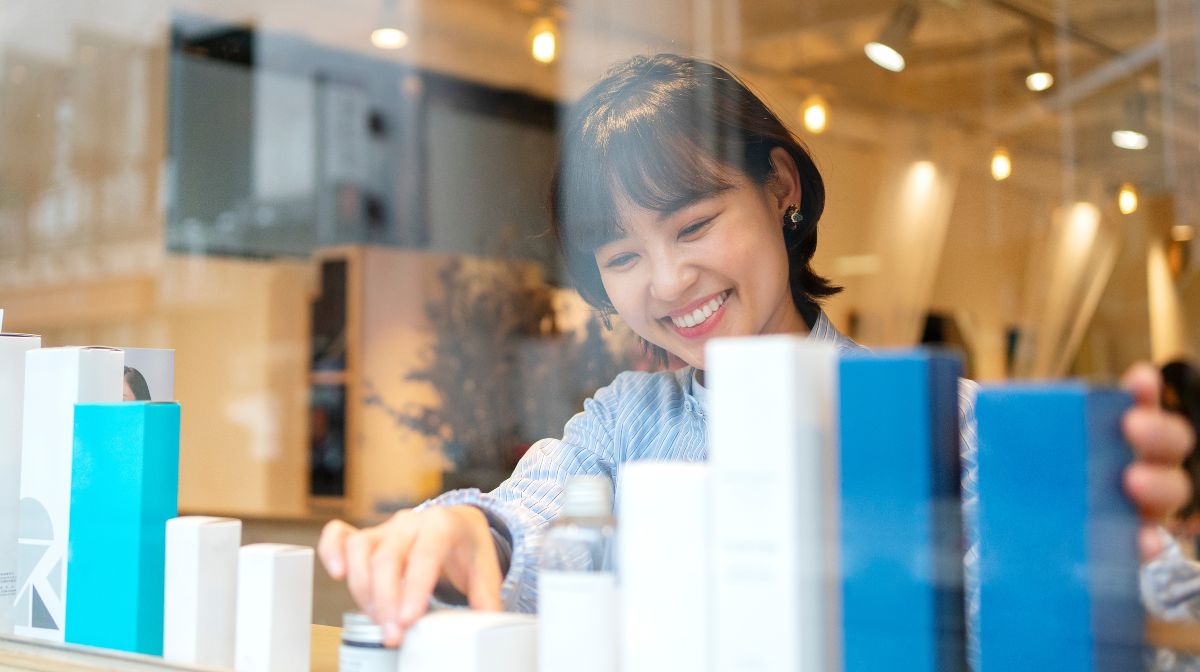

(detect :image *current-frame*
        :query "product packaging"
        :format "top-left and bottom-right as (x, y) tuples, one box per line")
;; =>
(839, 350), (964, 671)
(64, 402), (180, 655)
(0, 332), (41, 635)
(235, 543), (314, 672)
(398, 611), (537, 672)
(15, 346), (123, 641)
(974, 384), (1143, 671)
(617, 461), (710, 672)
(163, 516), (242, 667)
(706, 336), (840, 672)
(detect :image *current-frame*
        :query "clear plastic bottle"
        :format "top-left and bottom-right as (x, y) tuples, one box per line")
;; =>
(538, 475), (619, 672)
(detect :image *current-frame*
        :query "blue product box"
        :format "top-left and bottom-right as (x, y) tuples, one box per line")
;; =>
(65, 402), (180, 655)
(839, 350), (965, 672)
(974, 384), (1142, 671)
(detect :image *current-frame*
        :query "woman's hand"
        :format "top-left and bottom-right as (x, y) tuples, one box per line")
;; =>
(1121, 362), (1198, 560)
(317, 505), (503, 646)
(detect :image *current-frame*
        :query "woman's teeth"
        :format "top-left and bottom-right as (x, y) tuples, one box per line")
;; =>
(671, 291), (728, 329)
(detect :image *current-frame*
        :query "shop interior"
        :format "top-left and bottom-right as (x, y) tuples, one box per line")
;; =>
(1, 0), (1198, 634)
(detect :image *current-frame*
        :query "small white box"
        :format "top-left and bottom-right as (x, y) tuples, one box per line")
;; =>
(0, 332), (41, 635)
(618, 461), (710, 672)
(15, 346), (123, 641)
(399, 610), (537, 672)
(235, 543), (313, 672)
(706, 336), (841, 672)
(163, 516), (242, 667)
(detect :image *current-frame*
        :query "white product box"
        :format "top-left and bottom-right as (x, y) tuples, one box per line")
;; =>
(618, 461), (710, 672)
(119, 348), (175, 402)
(706, 336), (841, 672)
(15, 346), (123, 641)
(0, 333), (41, 635)
(235, 543), (313, 672)
(399, 610), (537, 672)
(163, 516), (242, 667)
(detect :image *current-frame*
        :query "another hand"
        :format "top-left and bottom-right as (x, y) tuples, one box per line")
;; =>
(1120, 362), (1198, 560)
(317, 505), (503, 646)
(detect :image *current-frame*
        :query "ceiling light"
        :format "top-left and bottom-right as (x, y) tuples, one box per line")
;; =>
(371, 28), (408, 50)
(530, 17), (557, 64)
(801, 95), (828, 134)
(371, 0), (408, 50)
(1112, 91), (1149, 151)
(865, 3), (919, 73)
(991, 147), (1012, 181)
(1025, 34), (1054, 92)
(1117, 183), (1138, 215)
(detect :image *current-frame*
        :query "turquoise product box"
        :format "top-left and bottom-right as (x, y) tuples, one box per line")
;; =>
(974, 385), (1142, 671)
(65, 402), (180, 655)
(839, 350), (965, 672)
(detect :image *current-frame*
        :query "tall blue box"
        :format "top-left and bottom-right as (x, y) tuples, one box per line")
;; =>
(975, 385), (1142, 671)
(839, 350), (965, 672)
(65, 402), (180, 655)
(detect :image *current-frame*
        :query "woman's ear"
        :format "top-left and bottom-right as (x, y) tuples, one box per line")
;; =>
(767, 146), (803, 212)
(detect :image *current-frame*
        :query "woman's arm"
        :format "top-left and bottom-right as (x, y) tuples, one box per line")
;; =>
(317, 373), (624, 642)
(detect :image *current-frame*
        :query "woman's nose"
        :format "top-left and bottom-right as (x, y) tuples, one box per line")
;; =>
(648, 253), (697, 304)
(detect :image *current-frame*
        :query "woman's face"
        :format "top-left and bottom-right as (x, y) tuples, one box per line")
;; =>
(594, 148), (807, 370)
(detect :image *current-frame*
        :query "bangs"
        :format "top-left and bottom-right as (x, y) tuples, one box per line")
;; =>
(557, 103), (745, 256)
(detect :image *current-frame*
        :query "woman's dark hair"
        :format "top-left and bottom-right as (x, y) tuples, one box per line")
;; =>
(124, 366), (151, 401)
(550, 53), (840, 365)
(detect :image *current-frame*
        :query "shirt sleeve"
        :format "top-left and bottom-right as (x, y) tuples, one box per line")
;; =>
(415, 373), (623, 613)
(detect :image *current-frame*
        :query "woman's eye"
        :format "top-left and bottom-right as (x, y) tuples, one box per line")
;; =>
(679, 218), (713, 239)
(605, 253), (637, 269)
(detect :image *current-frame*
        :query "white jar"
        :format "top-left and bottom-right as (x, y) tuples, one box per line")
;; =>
(339, 612), (399, 672)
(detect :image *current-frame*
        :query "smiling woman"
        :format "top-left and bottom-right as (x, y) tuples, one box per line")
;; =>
(551, 54), (839, 367)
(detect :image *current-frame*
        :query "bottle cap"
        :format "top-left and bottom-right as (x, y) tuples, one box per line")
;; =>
(342, 611), (386, 646)
(562, 475), (613, 518)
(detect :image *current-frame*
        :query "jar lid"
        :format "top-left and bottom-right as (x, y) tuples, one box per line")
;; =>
(342, 611), (386, 645)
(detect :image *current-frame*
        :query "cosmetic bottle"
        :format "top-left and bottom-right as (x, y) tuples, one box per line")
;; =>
(538, 475), (618, 672)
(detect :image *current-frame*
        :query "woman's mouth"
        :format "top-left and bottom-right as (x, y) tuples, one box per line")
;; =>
(667, 290), (731, 338)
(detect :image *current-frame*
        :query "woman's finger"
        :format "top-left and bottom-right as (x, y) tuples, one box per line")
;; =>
(1123, 406), (1197, 466)
(1121, 362), (1162, 408)
(344, 528), (383, 617)
(1124, 462), (1192, 520)
(317, 519), (357, 580)
(371, 520), (418, 629)
(1137, 523), (1166, 561)
(397, 529), (452, 629)
(369, 525), (417, 648)
(465, 546), (504, 612)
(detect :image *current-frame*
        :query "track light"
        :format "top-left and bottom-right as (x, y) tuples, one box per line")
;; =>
(371, 0), (409, 50)
(529, 17), (557, 64)
(991, 147), (1012, 181)
(1025, 35), (1053, 92)
(865, 3), (919, 73)
(1112, 91), (1149, 151)
(801, 95), (828, 134)
(1118, 183), (1138, 215)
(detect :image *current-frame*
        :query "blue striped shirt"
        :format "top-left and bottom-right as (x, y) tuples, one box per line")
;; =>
(423, 311), (1197, 632)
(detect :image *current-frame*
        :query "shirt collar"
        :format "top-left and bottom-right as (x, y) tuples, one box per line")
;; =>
(686, 309), (861, 413)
